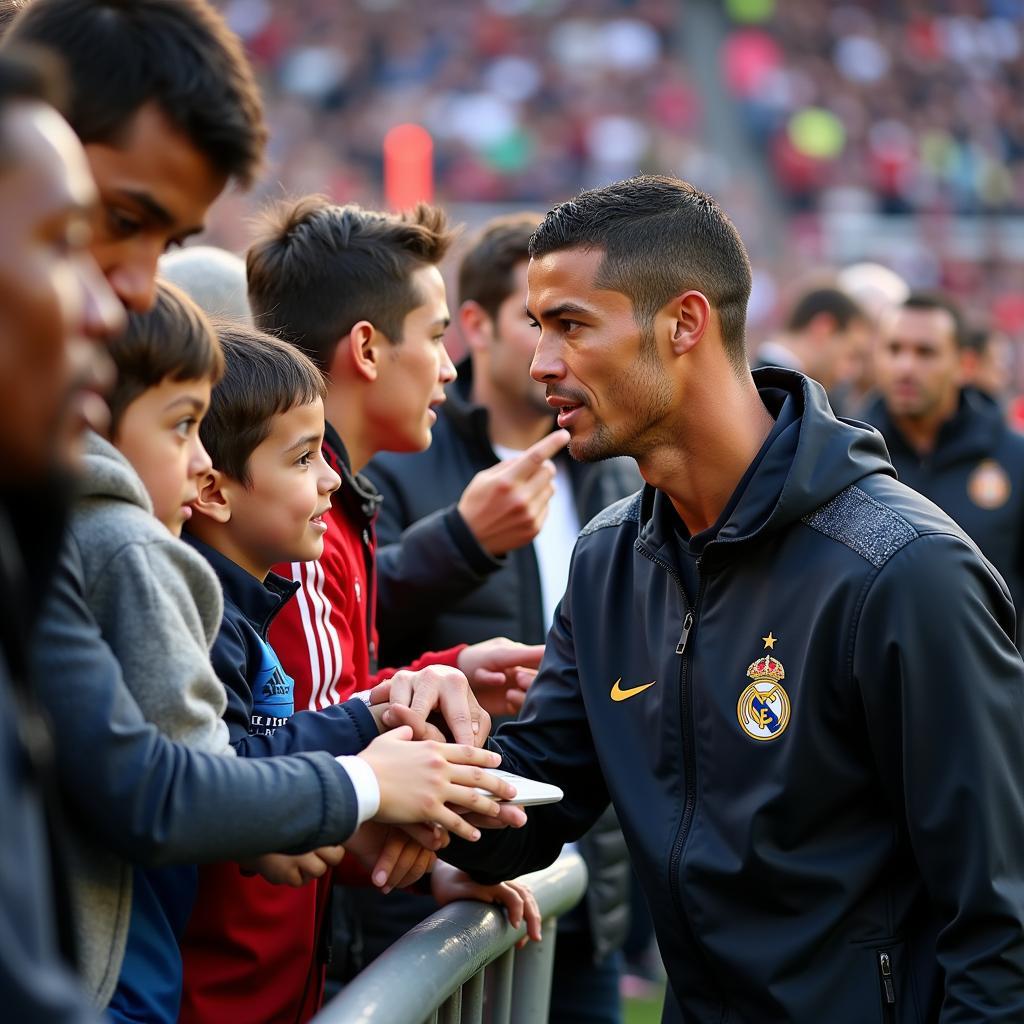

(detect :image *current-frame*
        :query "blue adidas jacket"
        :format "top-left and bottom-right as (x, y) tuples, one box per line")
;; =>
(445, 369), (1024, 1023)
(186, 536), (377, 756)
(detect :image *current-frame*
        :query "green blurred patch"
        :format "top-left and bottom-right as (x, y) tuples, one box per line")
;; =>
(623, 987), (665, 1024)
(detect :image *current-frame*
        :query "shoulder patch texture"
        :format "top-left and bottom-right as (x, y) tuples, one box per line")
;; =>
(580, 490), (643, 538)
(802, 485), (918, 568)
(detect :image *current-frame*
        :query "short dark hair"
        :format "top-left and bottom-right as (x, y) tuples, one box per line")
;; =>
(458, 212), (541, 321)
(5, 0), (266, 187)
(785, 287), (865, 333)
(0, 45), (66, 169)
(962, 325), (992, 356)
(200, 322), (326, 485)
(901, 291), (967, 349)
(530, 175), (753, 366)
(107, 280), (223, 434)
(247, 196), (456, 371)
(0, 1), (29, 36)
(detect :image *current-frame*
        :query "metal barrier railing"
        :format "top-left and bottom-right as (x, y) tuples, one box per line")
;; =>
(311, 850), (588, 1024)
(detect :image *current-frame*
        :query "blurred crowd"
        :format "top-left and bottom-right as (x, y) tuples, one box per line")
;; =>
(211, 0), (699, 218)
(725, 0), (1024, 216)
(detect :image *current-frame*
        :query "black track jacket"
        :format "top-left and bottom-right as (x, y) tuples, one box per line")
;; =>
(444, 369), (1024, 1023)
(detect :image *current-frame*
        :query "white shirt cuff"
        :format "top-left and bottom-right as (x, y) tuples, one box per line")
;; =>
(337, 755), (381, 826)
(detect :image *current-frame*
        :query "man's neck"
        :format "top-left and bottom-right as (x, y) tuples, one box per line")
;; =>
(890, 391), (959, 457)
(638, 369), (775, 536)
(471, 372), (552, 451)
(325, 387), (372, 473)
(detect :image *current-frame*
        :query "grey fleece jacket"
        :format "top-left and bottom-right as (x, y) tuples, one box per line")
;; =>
(68, 431), (232, 1005)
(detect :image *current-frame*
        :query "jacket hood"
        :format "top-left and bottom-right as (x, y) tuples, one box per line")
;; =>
(78, 430), (152, 514)
(641, 368), (895, 562)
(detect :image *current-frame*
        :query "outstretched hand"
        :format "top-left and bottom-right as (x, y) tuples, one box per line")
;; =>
(457, 638), (544, 718)
(431, 861), (542, 945)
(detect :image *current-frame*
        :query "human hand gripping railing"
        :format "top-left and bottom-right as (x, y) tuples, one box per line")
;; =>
(311, 849), (588, 1024)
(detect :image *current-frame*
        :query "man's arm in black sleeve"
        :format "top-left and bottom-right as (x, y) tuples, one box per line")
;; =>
(440, 580), (610, 884)
(855, 531), (1024, 1020)
(366, 459), (503, 628)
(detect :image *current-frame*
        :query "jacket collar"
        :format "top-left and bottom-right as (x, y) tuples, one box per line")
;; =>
(639, 368), (894, 568)
(444, 359), (500, 461)
(184, 533), (298, 639)
(324, 420), (382, 525)
(864, 387), (1003, 468)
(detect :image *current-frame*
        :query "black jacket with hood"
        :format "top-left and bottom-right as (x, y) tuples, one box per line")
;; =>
(863, 387), (1024, 646)
(444, 369), (1024, 1023)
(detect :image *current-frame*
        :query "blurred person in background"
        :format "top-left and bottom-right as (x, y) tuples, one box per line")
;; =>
(960, 323), (1013, 406)
(0, 45), (123, 1022)
(864, 292), (1024, 649)
(752, 286), (870, 416)
(159, 245), (252, 324)
(363, 212), (639, 1023)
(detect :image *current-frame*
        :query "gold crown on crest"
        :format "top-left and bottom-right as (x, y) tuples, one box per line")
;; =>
(747, 654), (785, 682)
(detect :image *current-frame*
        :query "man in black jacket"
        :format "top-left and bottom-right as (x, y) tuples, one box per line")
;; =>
(439, 176), (1024, 1023)
(862, 292), (1024, 648)
(365, 213), (639, 1022)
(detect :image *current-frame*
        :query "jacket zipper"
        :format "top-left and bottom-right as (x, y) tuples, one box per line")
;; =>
(635, 545), (724, 1011)
(878, 950), (895, 1018)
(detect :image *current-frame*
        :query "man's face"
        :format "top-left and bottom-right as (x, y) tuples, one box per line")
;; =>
(527, 247), (674, 463)
(219, 397), (341, 576)
(84, 102), (228, 313)
(486, 260), (550, 419)
(875, 307), (961, 420)
(366, 263), (457, 453)
(114, 375), (213, 537)
(0, 101), (123, 482)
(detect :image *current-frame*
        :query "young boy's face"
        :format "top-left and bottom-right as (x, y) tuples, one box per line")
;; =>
(367, 263), (456, 454)
(114, 375), (213, 536)
(226, 397), (340, 573)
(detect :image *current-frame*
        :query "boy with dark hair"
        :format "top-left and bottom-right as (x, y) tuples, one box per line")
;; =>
(71, 283), (448, 1022)
(5, 0), (265, 313)
(179, 323), (512, 1024)
(246, 197), (548, 722)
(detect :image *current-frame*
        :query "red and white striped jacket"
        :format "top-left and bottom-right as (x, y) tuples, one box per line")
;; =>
(270, 426), (465, 713)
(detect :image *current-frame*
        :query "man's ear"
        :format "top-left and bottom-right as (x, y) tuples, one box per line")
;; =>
(669, 290), (712, 356)
(336, 320), (381, 384)
(459, 300), (495, 355)
(192, 468), (233, 524)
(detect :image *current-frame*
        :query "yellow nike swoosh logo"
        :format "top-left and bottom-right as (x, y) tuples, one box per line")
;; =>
(610, 678), (656, 702)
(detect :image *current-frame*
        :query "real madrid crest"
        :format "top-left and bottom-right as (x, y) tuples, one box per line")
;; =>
(967, 459), (1011, 511)
(737, 633), (791, 742)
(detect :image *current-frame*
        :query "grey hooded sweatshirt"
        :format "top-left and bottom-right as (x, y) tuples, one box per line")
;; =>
(67, 430), (232, 1004)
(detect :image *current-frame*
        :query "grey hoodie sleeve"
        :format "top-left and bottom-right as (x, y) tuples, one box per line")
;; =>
(32, 539), (361, 863)
(85, 537), (230, 754)
(854, 532), (1024, 1020)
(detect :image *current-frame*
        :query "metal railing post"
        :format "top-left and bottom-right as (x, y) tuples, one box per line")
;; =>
(311, 850), (587, 1024)
(508, 918), (558, 1024)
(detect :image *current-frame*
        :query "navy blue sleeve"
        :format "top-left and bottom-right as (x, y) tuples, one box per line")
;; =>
(31, 540), (363, 864)
(232, 701), (378, 758)
(209, 615), (378, 758)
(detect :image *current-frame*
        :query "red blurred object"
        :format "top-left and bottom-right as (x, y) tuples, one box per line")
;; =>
(383, 123), (434, 210)
(722, 29), (781, 97)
